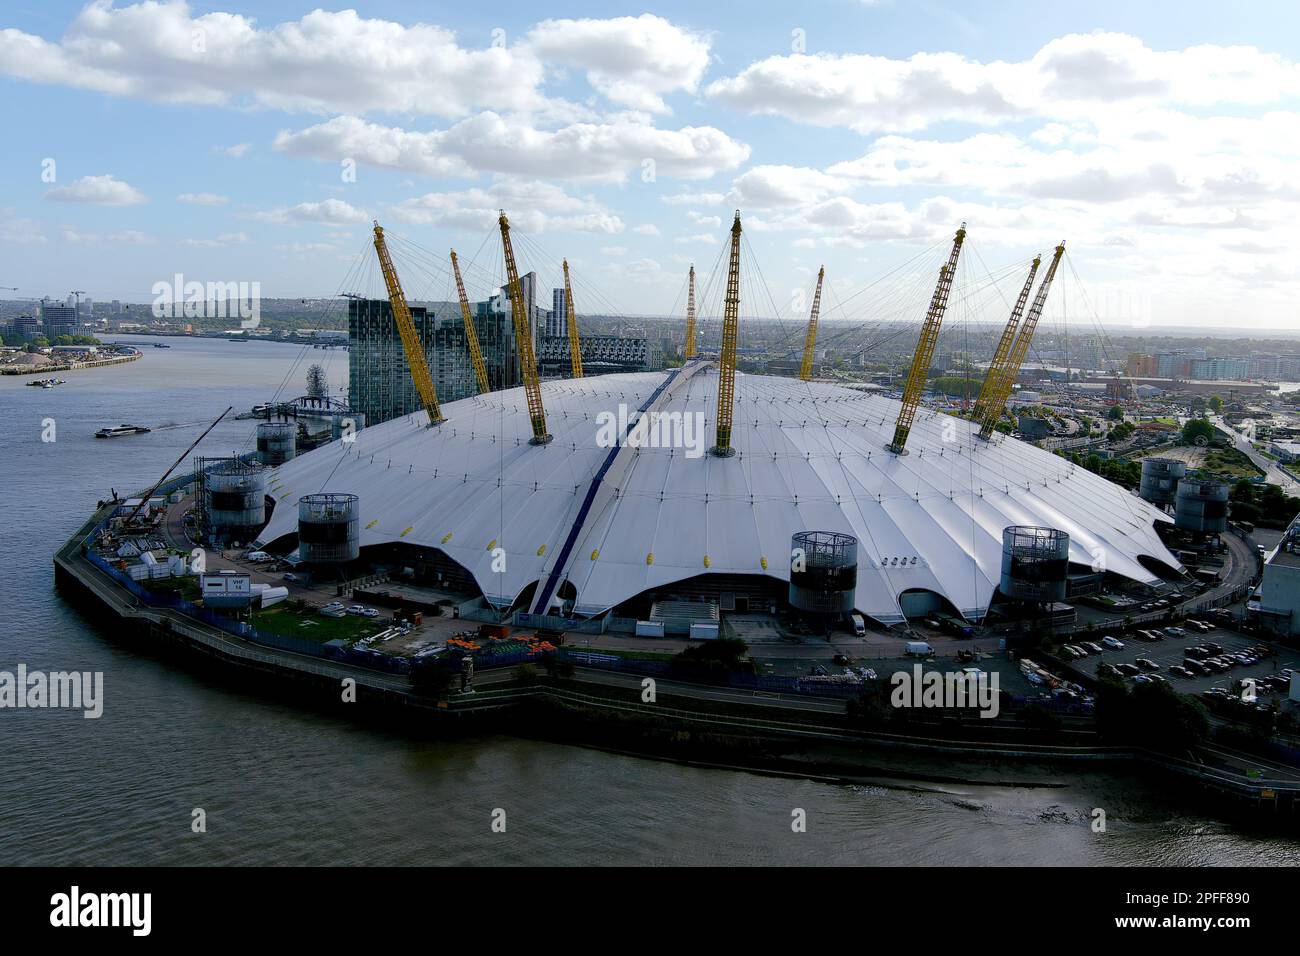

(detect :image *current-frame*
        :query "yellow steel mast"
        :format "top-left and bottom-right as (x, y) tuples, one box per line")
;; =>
(499, 210), (551, 445)
(972, 255), (1040, 423)
(711, 211), (743, 457)
(978, 241), (1065, 440)
(562, 258), (583, 378)
(450, 249), (491, 395)
(372, 221), (443, 425)
(888, 223), (966, 454)
(683, 264), (697, 360)
(799, 266), (825, 382)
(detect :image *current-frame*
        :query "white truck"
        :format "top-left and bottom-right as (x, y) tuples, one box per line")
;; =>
(905, 641), (934, 657)
(850, 613), (866, 636)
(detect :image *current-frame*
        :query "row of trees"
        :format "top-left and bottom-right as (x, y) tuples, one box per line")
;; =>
(1230, 480), (1300, 528)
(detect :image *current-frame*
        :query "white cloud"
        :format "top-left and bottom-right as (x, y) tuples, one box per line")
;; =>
(273, 112), (749, 183)
(62, 227), (153, 244)
(727, 165), (853, 209)
(686, 211), (722, 228)
(253, 198), (369, 225)
(222, 143), (251, 158)
(389, 180), (624, 234)
(45, 174), (147, 206)
(632, 224), (661, 236)
(707, 32), (1300, 133)
(525, 15), (710, 114)
(0, 213), (46, 244)
(0, 2), (546, 118)
(177, 192), (230, 205)
(0, 6), (718, 124)
(622, 257), (667, 283)
(181, 232), (249, 247)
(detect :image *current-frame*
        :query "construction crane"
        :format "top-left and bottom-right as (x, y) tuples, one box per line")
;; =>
(888, 224), (966, 455)
(561, 258), (583, 378)
(372, 222), (444, 426)
(683, 264), (697, 360)
(712, 211), (743, 457)
(799, 266), (826, 382)
(499, 210), (551, 445)
(127, 406), (233, 524)
(450, 249), (491, 394)
(972, 255), (1040, 423)
(978, 241), (1066, 440)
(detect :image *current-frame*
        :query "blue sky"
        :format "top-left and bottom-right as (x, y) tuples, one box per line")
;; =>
(3, 1), (1300, 328)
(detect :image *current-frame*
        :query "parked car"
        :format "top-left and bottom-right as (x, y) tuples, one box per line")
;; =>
(1083, 642), (1105, 654)
(1136, 658), (1161, 671)
(1101, 636), (1125, 650)
(1164, 627), (1185, 638)
(1115, 663), (1141, 677)
(1169, 665), (1194, 678)
(1182, 659), (1209, 676)
(283, 572), (298, 582)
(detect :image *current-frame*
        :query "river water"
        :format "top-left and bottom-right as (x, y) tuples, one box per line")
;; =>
(2, 334), (1298, 865)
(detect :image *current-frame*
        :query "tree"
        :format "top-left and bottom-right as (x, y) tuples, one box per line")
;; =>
(1209, 395), (1224, 412)
(1107, 404), (1125, 421)
(1231, 480), (1255, 504)
(1181, 418), (1215, 446)
(306, 364), (328, 400)
(1093, 674), (1209, 753)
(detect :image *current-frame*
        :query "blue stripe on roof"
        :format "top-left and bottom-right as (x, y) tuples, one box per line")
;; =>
(531, 367), (685, 615)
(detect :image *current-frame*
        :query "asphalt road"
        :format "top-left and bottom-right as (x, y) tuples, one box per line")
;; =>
(1212, 414), (1297, 488)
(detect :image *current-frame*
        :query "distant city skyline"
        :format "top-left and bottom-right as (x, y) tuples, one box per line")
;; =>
(3, 1), (1300, 330)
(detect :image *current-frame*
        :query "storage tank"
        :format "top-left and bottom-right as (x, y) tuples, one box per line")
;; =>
(204, 459), (267, 536)
(1000, 526), (1070, 603)
(256, 421), (296, 465)
(788, 531), (858, 614)
(298, 493), (360, 564)
(1175, 479), (1229, 534)
(1139, 458), (1186, 507)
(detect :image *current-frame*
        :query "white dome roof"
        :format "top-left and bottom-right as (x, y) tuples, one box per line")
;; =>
(258, 362), (1178, 623)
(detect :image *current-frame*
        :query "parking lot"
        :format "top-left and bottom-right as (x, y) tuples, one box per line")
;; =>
(1063, 621), (1297, 700)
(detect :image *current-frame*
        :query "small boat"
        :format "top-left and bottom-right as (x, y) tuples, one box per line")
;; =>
(153, 342), (171, 349)
(26, 378), (66, 387)
(95, 424), (152, 438)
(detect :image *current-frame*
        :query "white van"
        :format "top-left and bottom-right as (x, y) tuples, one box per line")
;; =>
(850, 613), (866, 637)
(246, 550), (271, 562)
(905, 641), (934, 657)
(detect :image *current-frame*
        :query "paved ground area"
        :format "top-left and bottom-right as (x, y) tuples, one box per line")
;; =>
(1064, 623), (1295, 698)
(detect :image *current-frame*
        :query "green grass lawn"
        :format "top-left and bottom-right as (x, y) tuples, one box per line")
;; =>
(251, 605), (385, 644)
(142, 576), (201, 601)
(1199, 447), (1264, 479)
